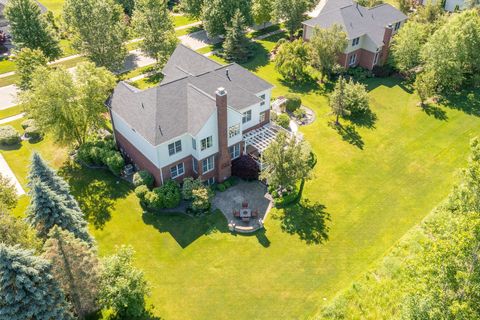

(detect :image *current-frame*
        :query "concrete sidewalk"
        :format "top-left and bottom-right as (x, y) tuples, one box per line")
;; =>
(0, 154), (25, 195)
(0, 85), (18, 110)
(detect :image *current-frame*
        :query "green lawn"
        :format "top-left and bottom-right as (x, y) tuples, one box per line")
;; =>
(4, 34), (480, 320)
(39, 0), (65, 15)
(0, 105), (23, 119)
(172, 14), (197, 28)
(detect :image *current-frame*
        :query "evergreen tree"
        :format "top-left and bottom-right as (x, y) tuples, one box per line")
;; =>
(64, 0), (128, 71)
(0, 244), (73, 320)
(29, 153), (81, 212)
(4, 0), (61, 60)
(132, 0), (178, 69)
(43, 227), (100, 319)
(222, 10), (252, 63)
(329, 76), (350, 125)
(27, 179), (93, 244)
(202, 0), (253, 38)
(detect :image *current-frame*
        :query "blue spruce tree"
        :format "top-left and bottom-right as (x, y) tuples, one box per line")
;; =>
(0, 244), (74, 320)
(27, 179), (93, 244)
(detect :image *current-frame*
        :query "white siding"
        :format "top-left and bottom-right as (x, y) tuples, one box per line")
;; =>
(156, 134), (193, 169)
(112, 111), (160, 167)
(193, 113), (219, 160)
(227, 108), (243, 147)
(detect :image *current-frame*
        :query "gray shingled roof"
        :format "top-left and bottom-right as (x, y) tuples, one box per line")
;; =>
(110, 44), (273, 146)
(303, 0), (407, 47)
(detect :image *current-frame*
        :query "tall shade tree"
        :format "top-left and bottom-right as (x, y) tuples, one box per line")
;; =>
(329, 76), (350, 125)
(99, 246), (150, 319)
(308, 25), (347, 81)
(0, 244), (74, 320)
(222, 10), (252, 62)
(0, 173), (18, 210)
(20, 62), (116, 147)
(260, 131), (312, 190)
(273, 0), (309, 40)
(390, 21), (429, 74)
(274, 39), (309, 82)
(132, 0), (178, 69)
(0, 211), (41, 251)
(252, 0), (272, 27)
(14, 48), (48, 91)
(202, 0), (253, 38)
(181, 0), (205, 19)
(64, 0), (128, 71)
(115, 0), (135, 16)
(27, 179), (93, 244)
(4, 0), (61, 60)
(43, 227), (100, 319)
(29, 153), (81, 212)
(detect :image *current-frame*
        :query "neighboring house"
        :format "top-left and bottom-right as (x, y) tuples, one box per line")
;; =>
(108, 44), (277, 186)
(303, 0), (407, 70)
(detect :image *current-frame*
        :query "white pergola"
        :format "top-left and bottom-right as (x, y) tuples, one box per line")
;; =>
(243, 124), (291, 154)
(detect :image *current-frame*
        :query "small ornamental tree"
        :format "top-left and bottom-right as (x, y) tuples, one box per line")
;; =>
(191, 186), (213, 212)
(14, 48), (48, 91)
(182, 177), (204, 200)
(343, 78), (370, 114)
(0, 173), (18, 210)
(260, 131), (312, 190)
(275, 39), (309, 82)
(27, 179), (93, 244)
(43, 227), (100, 319)
(329, 76), (350, 125)
(133, 170), (155, 188)
(4, 0), (61, 60)
(415, 70), (436, 107)
(0, 244), (74, 320)
(222, 10), (253, 63)
(99, 246), (150, 319)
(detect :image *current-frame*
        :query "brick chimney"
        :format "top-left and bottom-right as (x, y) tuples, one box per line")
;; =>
(380, 24), (393, 65)
(215, 87), (231, 183)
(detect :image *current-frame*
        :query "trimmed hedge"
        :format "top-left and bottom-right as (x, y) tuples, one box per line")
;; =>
(77, 138), (125, 176)
(0, 126), (21, 145)
(141, 180), (181, 210)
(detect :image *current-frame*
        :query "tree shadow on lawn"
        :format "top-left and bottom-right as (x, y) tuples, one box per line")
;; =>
(440, 89), (480, 117)
(420, 103), (448, 121)
(329, 121), (365, 150)
(60, 163), (131, 230)
(273, 199), (330, 245)
(238, 41), (272, 72)
(346, 109), (378, 129)
(142, 209), (230, 248)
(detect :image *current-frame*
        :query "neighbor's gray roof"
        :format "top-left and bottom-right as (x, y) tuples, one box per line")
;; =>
(110, 44), (273, 146)
(303, 0), (407, 47)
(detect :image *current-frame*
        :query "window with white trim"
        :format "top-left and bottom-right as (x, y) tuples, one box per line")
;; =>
(242, 110), (252, 123)
(205, 177), (215, 186)
(394, 21), (401, 31)
(170, 163), (184, 178)
(349, 54), (357, 66)
(229, 144), (240, 160)
(202, 156), (214, 173)
(352, 37), (360, 46)
(193, 158), (198, 173)
(260, 111), (267, 123)
(260, 94), (266, 106)
(200, 136), (213, 151)
(228, 124), (240, 138)
(168, 140), (182, 156)
(373, 52), (380, 65)
(192, 138), (196, 150)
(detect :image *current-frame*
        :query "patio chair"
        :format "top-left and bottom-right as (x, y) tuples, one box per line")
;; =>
(234, 210), (240, 218)
(242, 201), (248, 208)
(252, 210), (258, 217)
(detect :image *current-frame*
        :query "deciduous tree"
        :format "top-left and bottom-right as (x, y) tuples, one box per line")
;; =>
(274, 39), (309, 82)
(4, 0), (61, 60)
(202, 0), (253, 38)
(0, 211), (41, 251)
(329, 76), (350, 125)
(308, 25), (347, 81)
(0, 244), (74, 320)
(14, 48), (48, 91)
(115, 0), (135, 16)
(222, 10), (253, 62)
(390, 21), (429, 74)
(273, 0), (309, 40)
(64, 0), (128, 71)
(181, 0), (205, 19)
(132, 0), (178, 69)
(43, 227), (100, 319)
(21, 62), (116, 146)
(0, 173), (18, 210)
(99, 245), (150, 319)
(252, 0), (272, 27)
(260, 131), (312, 190)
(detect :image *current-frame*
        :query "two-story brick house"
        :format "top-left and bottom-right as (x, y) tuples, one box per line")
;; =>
(303, 0), (407, 70)
(108, 44), (275, 186)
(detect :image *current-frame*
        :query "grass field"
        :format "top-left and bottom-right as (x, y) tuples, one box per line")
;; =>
(4, 33), (480, 320)
(39, 0), (65, 15)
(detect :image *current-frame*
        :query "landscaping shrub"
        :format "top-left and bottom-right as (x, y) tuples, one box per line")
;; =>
(223, 180), (231, 188)
(285, 94), (302, 112)
(294, 108), (306, 120)
(158, 180), (181, 209)
(23, 120), (42, 140)
(225, 176), (238, 186)
(216, 183), (226, 192)
(274, 184), (301, 208)
(145, 189), (164, 209)
(372, 64), (393, 78)
(232, 155), (259, 180)
(182, 177), (203, 200)
(191, 186), (212, 213)
(133, 170), (154, 188)
(276, 114), (290, 129)
(0, 126), (21, 146)
(134, 185), (149, 203)
(21, 119), (35, 129)
(77, 138), (125, 176)
(347, 67), (372, 81)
